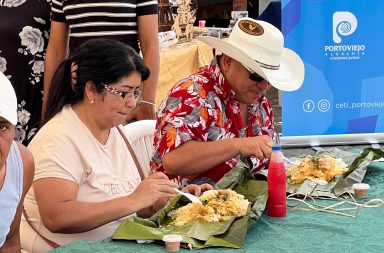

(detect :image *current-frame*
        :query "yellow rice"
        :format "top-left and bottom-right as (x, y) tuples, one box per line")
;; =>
(168, 189), (249, 227)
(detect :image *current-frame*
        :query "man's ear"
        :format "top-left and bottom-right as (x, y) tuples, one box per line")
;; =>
(220, 54), (233, 73)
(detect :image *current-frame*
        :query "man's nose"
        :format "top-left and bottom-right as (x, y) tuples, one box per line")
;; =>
(256, 79), (271, 90)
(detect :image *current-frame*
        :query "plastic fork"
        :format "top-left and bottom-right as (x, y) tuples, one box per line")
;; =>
(174, 188), (202, 204)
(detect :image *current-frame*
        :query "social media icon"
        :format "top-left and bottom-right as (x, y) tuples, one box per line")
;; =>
(303, 100), (315, 112)
(333, 12), (358, 44)
(318, 99), (331, 112)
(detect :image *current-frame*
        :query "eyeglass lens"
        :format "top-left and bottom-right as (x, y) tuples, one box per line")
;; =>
(126, 90), (141, 99)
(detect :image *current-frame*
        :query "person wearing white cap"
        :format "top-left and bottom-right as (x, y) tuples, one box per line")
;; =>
(151, 18), (305, 186)
(0, 72), (35, 250)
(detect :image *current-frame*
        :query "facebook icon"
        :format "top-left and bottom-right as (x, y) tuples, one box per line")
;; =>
(302, 100), (315, 112)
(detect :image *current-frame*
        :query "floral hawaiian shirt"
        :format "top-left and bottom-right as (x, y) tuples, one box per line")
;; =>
(151, 58), (278, 186)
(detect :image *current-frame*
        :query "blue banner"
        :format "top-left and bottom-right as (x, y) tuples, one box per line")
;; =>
(281, 0), (384, 137)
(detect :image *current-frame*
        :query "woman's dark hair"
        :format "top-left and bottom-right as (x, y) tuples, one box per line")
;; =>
(42, 38), (150, 126)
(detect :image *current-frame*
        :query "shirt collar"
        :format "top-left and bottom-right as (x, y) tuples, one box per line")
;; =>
(207, 56), (236, 103)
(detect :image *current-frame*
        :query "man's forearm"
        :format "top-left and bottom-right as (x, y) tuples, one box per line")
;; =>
(42, 52), (66, 115)
(141, 46), (159, 103)
(162, 138), (242, 176)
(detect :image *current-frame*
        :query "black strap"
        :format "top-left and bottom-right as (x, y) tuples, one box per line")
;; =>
(116, 126), (145, 180)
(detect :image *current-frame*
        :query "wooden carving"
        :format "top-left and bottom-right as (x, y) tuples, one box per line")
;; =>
(171, 0), (196, 42)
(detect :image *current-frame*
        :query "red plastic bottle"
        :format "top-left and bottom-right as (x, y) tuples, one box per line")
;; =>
(267, 144), (287, 217)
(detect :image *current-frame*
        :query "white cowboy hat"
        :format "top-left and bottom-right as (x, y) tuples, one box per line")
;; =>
(198, 18), (304, 91)
(0, 72), (17, 125)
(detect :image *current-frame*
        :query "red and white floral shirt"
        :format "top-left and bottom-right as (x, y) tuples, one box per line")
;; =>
(151, 59), (278, 186)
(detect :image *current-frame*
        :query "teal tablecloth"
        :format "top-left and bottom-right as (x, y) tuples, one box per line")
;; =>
(51, 162), (384, 253)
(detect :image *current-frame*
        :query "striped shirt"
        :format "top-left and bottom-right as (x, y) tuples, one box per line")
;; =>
(51, 0), (158, 51)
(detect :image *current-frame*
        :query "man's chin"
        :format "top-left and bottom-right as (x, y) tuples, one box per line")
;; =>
(243, 95), (262, 104)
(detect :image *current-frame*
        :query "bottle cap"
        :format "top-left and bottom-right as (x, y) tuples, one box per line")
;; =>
(272, 144), (282, 150)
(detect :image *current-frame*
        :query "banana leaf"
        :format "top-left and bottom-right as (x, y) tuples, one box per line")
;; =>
(286, 147), (384, 198)
(112, 160), (268, 249)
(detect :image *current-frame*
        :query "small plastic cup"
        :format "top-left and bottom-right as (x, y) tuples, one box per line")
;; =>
(352, 183), (370, 198)
(162, 234), (183, 252)
(198, 20), (206, 28)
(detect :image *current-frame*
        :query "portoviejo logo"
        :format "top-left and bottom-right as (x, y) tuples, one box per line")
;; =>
(324, 11), (366, 61)
(333, 11), (357, 43)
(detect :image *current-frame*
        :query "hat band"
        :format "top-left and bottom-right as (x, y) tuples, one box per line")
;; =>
(228, 35), (281, 70)
(256, 59), (280, 70)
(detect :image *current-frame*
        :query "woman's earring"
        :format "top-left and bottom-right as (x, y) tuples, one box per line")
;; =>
(90, 99), (95, 104)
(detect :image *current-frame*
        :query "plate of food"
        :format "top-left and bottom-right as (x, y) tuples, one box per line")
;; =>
(285, 147), (384, 198)
(287, 154), (348, 185)
(112, 161), (268, 249)
(168, 189), (249, 227)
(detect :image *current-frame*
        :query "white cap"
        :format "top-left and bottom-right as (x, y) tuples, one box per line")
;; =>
(0, 72), (17, 125)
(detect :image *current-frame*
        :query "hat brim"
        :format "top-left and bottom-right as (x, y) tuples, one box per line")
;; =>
(0, 73), (17, 125)
(0, 105), (17, 125)
(198, 36), (304, 91)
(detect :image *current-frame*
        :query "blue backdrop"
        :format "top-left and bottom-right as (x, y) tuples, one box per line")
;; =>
(281, 0), (384, 137)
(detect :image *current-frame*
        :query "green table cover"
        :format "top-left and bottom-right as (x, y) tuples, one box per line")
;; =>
(50, 160), (384, 253)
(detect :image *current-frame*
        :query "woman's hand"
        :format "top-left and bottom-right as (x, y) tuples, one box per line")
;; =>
(182, 183), (213, 196)
(132, 172), (178, 210)
(140, 183), (213, 217)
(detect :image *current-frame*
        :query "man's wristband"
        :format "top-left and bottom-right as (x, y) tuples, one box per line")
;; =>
(141, 100), (156, 106)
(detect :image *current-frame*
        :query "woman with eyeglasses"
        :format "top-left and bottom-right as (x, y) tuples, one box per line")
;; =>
(20, 38), (211, 252)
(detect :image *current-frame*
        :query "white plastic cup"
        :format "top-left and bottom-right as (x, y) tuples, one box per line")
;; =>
(162, 234), (183, 252)
(352, 183), (370, 198)
(198, 20), (206, 28)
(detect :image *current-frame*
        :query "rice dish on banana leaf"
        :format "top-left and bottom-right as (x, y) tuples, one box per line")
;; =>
(168, 189), (249, 227)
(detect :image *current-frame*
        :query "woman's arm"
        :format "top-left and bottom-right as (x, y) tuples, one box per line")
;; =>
(42, 21), (69, 116)
(0, 144), (34, 253)
(33, 172), (178, 233)
(126, 14), (159, 122)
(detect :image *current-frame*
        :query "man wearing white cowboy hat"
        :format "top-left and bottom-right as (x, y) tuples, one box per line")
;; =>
(0, 72), (35, 251)
(151, 18), (304, 186)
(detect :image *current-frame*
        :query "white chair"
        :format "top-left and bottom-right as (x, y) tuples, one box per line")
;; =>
(124, 120), (156, 178)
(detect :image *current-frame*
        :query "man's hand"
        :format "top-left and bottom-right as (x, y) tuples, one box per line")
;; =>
(125, 102), (156, 123)
(238, 135), (273, 160)
(182, 183), (213, 196)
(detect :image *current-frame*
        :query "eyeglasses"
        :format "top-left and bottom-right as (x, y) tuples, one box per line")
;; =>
(249, 72), (265, 83)
(244, 66), (265, 82)
(102, 83), (142, 100)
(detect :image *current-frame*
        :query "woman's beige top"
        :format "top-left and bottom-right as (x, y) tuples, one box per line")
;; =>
(21, 105), (141, 252)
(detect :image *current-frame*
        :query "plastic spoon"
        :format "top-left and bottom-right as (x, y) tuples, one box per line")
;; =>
(283, 156), (300, 166)
(174, 188), (202, 204)
(266, 142), (300, 166)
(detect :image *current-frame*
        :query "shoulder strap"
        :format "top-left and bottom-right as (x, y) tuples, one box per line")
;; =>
(116, 126), (145, 180)
(22, 208), (60, 248)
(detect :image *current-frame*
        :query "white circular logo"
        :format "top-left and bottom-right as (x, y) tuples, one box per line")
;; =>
(302, 100), (315, 112)
(318, 99), (331, 112)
